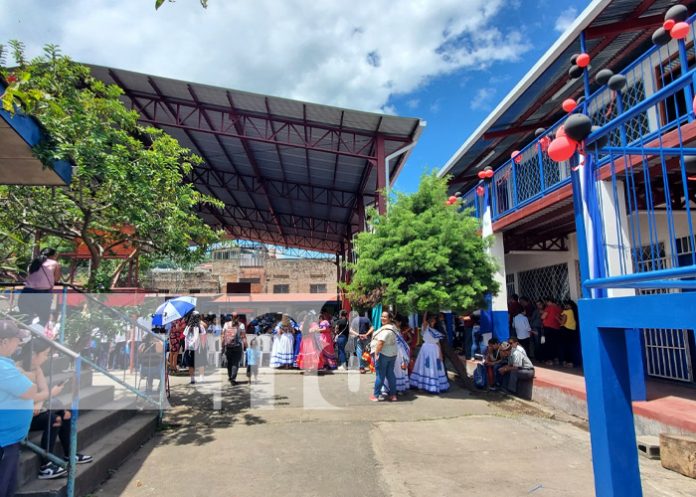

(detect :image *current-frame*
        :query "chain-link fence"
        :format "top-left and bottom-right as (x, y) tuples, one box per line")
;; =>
(516, 263), (570, 302)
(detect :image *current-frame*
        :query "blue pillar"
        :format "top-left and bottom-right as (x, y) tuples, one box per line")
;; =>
(579, 303), (642, 497)
(444, 312), (455, 345)
(626, 328), (647, 402)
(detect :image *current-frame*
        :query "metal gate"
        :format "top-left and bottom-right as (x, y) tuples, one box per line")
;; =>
(517, 263), (570, 302)
(638, 241), (695, 383)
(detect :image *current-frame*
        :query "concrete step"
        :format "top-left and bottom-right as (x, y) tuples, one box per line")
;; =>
(18, 398), (138, 489)
(16, 412), (158, 497)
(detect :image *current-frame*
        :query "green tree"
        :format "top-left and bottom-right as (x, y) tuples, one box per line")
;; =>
(0, 42), (222, 290)
(344, 172), (499, 313)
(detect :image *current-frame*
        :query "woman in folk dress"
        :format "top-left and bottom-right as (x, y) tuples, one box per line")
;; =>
(296, 321), (323, 371)
(270, 314), (295, 368)
(410, 312), (449, 393)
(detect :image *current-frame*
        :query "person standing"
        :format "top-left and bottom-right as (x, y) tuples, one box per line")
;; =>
(410, 312), (450, 393)
(520, 297), (541, 360)
(271, 315), (296, 369)
(370, 311), (399, 402)
(19, 248), (61, 326)
(222, 313), (246, 385)
(511, 310), (532, 355)
(167, 318), (185, 373)
(398, 317), (418, 374)
(0, 320), (36, 497)
(334, 310), (350, 370)
(182, 312), (206, 384)
(246, 338), (260, 383)
(350, 312), (374, 374)
(542, 297), (563, 366)
(558, 300), (579, 368)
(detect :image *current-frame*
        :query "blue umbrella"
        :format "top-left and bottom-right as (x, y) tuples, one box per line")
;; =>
(152, 296), (197, 326)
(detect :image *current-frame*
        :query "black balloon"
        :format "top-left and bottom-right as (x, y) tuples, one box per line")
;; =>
(665, 4), (688, 23)
(595, 68), (614, 86)
(608, 74), (627, 92)
(535, 127), (546, 137)
(564, 113), (593, 142)
(569, 64), (583, 79)
(684, 155), (696, 176)
(570, 53), (579, 65)
(484, 166), (493, 172)
(652, 27), (672, 46)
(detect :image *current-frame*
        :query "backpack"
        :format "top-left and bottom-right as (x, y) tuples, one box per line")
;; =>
(473, 363), (487, 389)
(223, 324), (242, 349)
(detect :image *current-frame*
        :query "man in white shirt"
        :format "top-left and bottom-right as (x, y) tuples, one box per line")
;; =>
(498, 341), (534, 395)
(512, 311), (532, 356)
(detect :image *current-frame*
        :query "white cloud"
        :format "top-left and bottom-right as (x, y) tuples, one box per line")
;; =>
(406, 98), (420, 109)
(554, 7), (578, 33)
(470, 87), (496, 111)
(0, 0), (530, 113)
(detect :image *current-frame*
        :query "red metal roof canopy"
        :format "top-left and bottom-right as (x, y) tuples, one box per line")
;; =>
(89, 66), (424, 254)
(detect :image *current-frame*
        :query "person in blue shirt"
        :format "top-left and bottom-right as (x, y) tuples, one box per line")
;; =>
(0, 320), (36, 497)
(245, 338), (259, 383)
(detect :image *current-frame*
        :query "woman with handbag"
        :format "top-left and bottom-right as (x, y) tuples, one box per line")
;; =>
(370, 311), (399, 402)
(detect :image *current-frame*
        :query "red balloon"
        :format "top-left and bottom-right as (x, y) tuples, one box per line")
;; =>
(511, 151), (522, 164)
(448, 195), (457, 204)
(484, 168), (494, 179)
(671, 21), (690, 40)
(477, 170), (486, 179)
(548, 136), (578, 162)
(476, 185), (485, 196)
(537, 136), (551, 153)
(556, 125), (566, 139)
(576, 53), (590, 68)
(562, 98), (577, 113)
(663, 19), (676, 31)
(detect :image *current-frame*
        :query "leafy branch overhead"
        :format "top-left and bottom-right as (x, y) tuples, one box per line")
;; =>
(0, 41), (222, 290)
(155, 0), (208, 9)
(343, 172), (499, 313)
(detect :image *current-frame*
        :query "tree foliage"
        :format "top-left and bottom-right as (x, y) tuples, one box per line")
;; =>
(0, 42), (222, 290)
(344, 172), (499, 313)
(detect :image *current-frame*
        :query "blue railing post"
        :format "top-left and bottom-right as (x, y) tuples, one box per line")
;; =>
(66, 355), (81, 497)
(536, 138), (546, 193)
(60, 285), (67, 344)
(510, 161), (518, 209)
(678, 39), (694, 123)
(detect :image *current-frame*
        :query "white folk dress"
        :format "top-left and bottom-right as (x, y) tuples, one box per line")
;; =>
(410, 326), (449, 393)
(270, 324), (295, 367)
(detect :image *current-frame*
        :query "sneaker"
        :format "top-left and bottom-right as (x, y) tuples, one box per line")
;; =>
(38, 462), (67, 480)
(189, 378), (196, 384)
(389, 396), (397, 402)
(369, 395), (380, 402)
(64, 453), (93, 465)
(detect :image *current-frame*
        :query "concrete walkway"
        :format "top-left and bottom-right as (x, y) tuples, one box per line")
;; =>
(94, 368), (695, 497)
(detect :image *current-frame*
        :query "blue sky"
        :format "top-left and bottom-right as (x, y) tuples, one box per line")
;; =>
(2, 0), (590, 196)
(391, 0), (590, 193)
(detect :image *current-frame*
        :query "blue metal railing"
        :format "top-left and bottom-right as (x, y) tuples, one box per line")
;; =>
(469, 13), (696, 223)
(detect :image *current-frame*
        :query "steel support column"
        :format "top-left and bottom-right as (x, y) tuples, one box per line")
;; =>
(376, 135), (387, 215)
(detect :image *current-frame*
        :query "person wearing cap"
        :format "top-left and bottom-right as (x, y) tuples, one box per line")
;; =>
(0, 320), (37, 497)
(498, 340), (535, 394)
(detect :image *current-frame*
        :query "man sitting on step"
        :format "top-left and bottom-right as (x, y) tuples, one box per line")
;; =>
(497, 341), (535, 395)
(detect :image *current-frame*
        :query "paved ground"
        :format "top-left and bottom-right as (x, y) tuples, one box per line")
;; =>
(95, 368), (695, 497)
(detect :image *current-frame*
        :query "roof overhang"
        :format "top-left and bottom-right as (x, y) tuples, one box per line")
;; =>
(0, 86), (73, 186)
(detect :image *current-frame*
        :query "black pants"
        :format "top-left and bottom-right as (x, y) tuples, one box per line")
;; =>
(225, 346), (243, 381)
(543, 327), (561, 362)
(18, 288), (53, 325)
(30, 410), (70, 463)
(0, 443), (21, 497)
(559, 327), (579, 365)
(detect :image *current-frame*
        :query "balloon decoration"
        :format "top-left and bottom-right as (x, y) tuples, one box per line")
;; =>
(576, 53), (590, 68)
(537, 135), (551, 153)
(476, 185), (485, 196)
(665, 4), (689, 23)
(564, 113), (593, 142)
(548, 136), (578, 162)
(568, 65), (583, 79)
(534, 127), (546, 137)
(577, 95), (585, 106)
(652, 27), (672, 46)
(511, 150), (522, 164)
(671, 22), (690, 40)
(556, 125), (566, 139)
(663, 19), (676, 31)
(484, 166), (494, 179)
(608, 74), (627, 92)
(562, 98), (577, 112)
(595, 68), (614, 86)
(570, 53), (579, 65)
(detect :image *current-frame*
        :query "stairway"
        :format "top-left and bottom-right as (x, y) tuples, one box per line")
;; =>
(15, 367), (159, 497)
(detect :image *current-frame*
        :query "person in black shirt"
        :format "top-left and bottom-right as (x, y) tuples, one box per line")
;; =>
(334, 310), (350, 370)
(350, 312), (374, 373)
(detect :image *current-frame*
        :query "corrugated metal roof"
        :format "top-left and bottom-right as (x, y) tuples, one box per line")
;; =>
(439, 0), (677, 191)
(88, 65), (424, 253)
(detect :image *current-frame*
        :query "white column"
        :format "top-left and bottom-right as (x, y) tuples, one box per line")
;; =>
(597, 180), (635, 297)
(482, 201), (508, 313)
